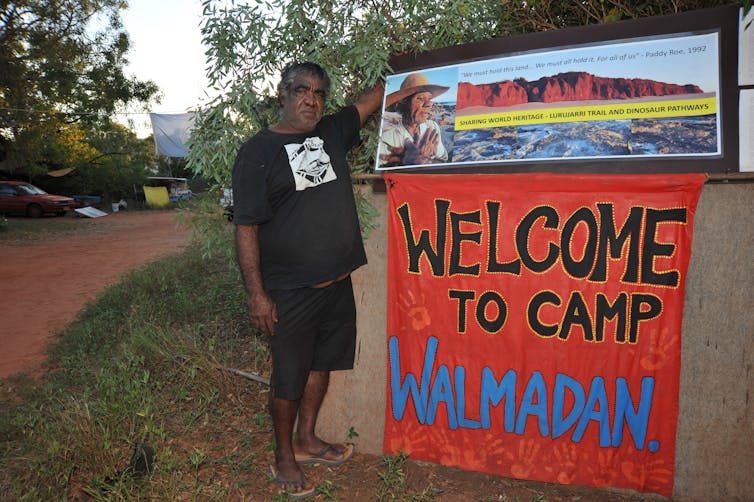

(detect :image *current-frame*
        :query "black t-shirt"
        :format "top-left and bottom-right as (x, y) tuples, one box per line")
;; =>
(232, 105), (367, 290)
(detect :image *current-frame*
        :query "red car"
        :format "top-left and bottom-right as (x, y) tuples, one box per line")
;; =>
(0, 181), (75, 217)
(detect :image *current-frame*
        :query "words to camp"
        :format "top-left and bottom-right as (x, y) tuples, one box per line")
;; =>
(389, 336), (660, 452)
(449, 289), (661, 343)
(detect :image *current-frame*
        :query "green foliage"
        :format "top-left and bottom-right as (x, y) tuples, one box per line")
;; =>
(150, 150), (195, 180)
(494, 0), (738, 34)
(354, 184), (381, 239)
(377, 451), (435, 501)
(316, 479), (342, 499)
(37, 122), (154, 200)
(177, 191), (238, 259)
(0, 121), (94, 179)
(0, 0), (160, 180)
(189, 448), (208, 470)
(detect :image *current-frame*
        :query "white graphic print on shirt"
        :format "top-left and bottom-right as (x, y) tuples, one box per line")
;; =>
(284, 136), (336, 191)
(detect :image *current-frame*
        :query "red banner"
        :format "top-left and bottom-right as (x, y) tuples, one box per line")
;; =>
(384, 173), (706, 497)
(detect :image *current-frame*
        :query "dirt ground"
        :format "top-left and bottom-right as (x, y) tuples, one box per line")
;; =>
(0, 211), (665, 501)
(0, 210), (191, 378)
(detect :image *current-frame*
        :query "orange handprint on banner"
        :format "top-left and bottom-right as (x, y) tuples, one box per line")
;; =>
(388, 419), (428, 456)
(398, 289), (431, 331)
(621, 459), (673, 491)
(640, 327), (678, 371)
(587, 448), (621, 487)
(551, 442), (580, 484)
(437, 436), (465, 465)
(504, 439), (541, 478)
(486, 437), (512, 469)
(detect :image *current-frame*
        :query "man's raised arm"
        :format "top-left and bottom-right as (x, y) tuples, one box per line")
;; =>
(354, 79), (385, 125)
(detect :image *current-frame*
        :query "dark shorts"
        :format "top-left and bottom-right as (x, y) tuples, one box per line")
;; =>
(267, 276), (357, 400)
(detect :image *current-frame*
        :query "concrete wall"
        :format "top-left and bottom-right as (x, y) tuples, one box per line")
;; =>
(674, 183), (754, 501)
(318, 183), (754, 501)
(318, 189), (389, 453)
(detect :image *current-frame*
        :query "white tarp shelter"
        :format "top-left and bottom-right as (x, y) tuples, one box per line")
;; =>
(149, 112), (194, 158)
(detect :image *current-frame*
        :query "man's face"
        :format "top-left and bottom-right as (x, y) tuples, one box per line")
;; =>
(408, 91), (434, 125)
(279, 73), (327, 133)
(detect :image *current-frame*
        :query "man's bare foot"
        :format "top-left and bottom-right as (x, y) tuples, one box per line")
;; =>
(270, 461), (315, 499)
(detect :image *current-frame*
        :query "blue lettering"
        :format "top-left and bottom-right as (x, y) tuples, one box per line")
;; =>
(515, 371), (549, 436)
(455, 366), (481, 429)
(574, 377), (611, 446)
(552, 374), (586, 439)
(612, 376), (655, 448)
(427, 365), (457, 428)
(388, 335), (437, 423)
(389, 337), (657, 450)
(480, 367), (517, 431)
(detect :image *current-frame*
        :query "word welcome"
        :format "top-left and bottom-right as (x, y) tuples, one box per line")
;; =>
(396, 200), (687, 287)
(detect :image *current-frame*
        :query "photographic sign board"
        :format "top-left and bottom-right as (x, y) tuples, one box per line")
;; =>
(376, 6), (739, 173)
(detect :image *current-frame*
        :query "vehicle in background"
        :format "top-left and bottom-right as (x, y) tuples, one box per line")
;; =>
(145, 177), (192, 202)
(71, 194), (103, 208)
(0, 181), (75, 217)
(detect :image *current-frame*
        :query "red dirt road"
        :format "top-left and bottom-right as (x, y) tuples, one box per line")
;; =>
(0, 211), (191, 377)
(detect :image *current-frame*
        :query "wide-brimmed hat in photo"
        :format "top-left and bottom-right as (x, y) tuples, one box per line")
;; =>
(385, 72), (450, 110)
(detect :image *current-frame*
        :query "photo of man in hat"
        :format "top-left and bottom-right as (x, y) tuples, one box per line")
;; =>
(379, 72), (451, 167)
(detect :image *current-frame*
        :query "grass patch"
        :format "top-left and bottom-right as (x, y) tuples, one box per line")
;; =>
(0, 225), (275, 499)
(377, 452), (435, 502)
(0, 192), (213, 244)
(0, 214), (101, 243)
(0, 208), (182, 244)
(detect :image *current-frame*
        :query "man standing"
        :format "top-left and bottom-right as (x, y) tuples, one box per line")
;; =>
(379, 72), (450, 167)
(232, 62), (383, 499)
